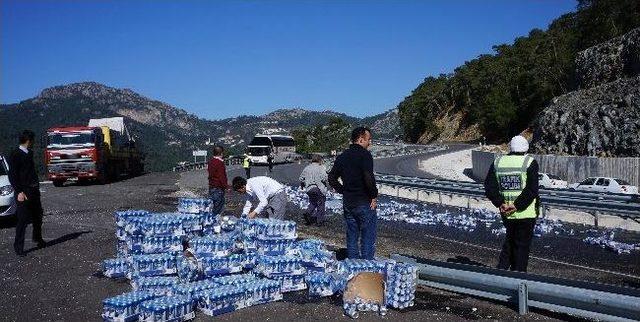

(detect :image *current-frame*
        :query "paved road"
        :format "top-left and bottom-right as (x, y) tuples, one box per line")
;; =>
(0, 172), (180, 322)
(374, 143), (473, 178)
(0, 147), (637, 322)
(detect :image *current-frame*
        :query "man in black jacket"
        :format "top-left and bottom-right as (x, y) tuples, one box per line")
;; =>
(328, 127), (378, 259)
(8, 130), (46, 256)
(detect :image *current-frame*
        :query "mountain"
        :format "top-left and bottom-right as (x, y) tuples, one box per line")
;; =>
(0, 82), (397, 172)
(397, 0), (639, 147)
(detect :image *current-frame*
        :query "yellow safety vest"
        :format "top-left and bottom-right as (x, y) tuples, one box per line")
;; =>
(243, 156), (250, 168)
(494, 154), (537, 219)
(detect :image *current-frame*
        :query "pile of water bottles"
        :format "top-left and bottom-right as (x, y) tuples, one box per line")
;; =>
(287, 186), (639, 254)
(583, 230), (640, 254)
(285, 186), (343, 214)
(101, 197), (418, 321)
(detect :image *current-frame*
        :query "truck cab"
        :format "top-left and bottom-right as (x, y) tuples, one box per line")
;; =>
(45, 127), (105, 186)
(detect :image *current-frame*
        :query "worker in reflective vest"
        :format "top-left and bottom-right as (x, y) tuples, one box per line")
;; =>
(484, 135), (540, 272)
(243, 154), (251, 179)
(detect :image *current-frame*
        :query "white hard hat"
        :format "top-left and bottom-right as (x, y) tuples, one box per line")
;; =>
(509, 135), (529, 153)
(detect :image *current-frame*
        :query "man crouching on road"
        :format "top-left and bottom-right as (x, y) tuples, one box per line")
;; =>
(484, 135), (540, 272)
(232, 176), (288, 220)
(328, 126), (378, 260)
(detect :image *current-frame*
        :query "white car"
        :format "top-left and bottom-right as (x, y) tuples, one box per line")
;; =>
(0, 155), (17, 217)
(538, 173), (568, 189)
(568, 177), (639, 195)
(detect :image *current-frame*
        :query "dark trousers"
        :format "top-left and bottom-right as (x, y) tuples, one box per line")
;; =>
(306, 187), (326, 223)
(208, 188), (225, 214)
(14, 188), (44, 252)
(344, 204), (377, 260)
(244, 168), (251, 178)
(497, 218), (536, 272)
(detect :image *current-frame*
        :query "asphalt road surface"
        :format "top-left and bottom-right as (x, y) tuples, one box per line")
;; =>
(0, 147), (637, 321)
(373, 143), (473, 178)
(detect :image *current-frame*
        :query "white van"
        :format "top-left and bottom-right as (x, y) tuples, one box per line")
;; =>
(0, 155), (17, 217)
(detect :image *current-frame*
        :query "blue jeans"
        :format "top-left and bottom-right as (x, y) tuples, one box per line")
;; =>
(208, 188), (225, 214)
(343, 205), (377, 260)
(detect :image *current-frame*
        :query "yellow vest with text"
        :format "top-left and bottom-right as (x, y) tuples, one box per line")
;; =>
(494, 154), (537, 219)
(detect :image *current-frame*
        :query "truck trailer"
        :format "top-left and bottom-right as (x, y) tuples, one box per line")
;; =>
(45, 117), (143, 187)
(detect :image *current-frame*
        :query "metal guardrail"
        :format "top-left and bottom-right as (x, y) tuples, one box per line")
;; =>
(375, 173), (640, 219)
(392, 254), (640, 321)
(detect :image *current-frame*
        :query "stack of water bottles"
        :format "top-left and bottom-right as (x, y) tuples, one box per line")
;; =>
(102, 291), (159, 322)
(102, 197), (418, 321)
(385, 263), (418, 309)
(132, 276), (181, 295)
(177, 197), (212, 214)
(300, 248), (419, 318)
(138, 295), (196, 321)
(251, 218), (310, 292)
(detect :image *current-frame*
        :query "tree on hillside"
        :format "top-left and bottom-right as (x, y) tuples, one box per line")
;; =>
(397, 0), (640, 144)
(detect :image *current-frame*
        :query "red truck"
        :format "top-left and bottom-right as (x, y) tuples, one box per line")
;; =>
(45, 117), (143, 187)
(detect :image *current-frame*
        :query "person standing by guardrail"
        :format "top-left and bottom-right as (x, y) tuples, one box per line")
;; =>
(8, 130), (47, 257)
(299, 154), (328, 226)
(484, 135), (540, 272)
(207, 145), (228, 215)
(328, 127), (378, 260)
(243, 153), (251, 178)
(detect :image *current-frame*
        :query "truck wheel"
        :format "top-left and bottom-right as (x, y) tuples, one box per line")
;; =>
(52, 180), (64, 187)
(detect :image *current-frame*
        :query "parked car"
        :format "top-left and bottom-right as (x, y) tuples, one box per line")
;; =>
(568, 177), (639, 195)
(0, 155), (17, 217)
(538, 173), (568, 189)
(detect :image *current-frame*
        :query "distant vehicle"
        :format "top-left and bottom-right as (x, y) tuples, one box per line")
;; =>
(0, 155), (16, 217)
(45, 117), (144, 187)
(538, 173), (568, 189)
(568, 177), (639, 195)
(246, 135), (296, 164)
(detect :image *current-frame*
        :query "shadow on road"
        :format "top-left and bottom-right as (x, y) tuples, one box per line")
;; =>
(25, 230), (92, 253)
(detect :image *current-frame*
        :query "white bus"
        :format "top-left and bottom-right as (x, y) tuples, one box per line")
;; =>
(247, 135), (296, 164)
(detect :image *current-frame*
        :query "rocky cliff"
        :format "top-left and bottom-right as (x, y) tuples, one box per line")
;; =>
(532, 28), (640, 157)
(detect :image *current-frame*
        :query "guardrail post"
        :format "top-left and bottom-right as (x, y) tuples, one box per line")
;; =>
(594, 211), (599, 228)
(518, 282), (529, 315)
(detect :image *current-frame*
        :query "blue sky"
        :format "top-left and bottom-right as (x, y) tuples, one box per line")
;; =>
(1, 0), (576, 120)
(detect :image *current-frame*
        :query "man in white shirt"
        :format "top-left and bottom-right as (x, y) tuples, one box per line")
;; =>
(232, 176), (288, 220)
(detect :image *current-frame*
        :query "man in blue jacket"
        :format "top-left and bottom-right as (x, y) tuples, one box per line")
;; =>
(328, 127), (378, 259)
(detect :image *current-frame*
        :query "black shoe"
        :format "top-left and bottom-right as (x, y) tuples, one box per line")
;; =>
(303, 213), (312, 225)
(34, 239), (47, 248)
(15, 249), (26, 257)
